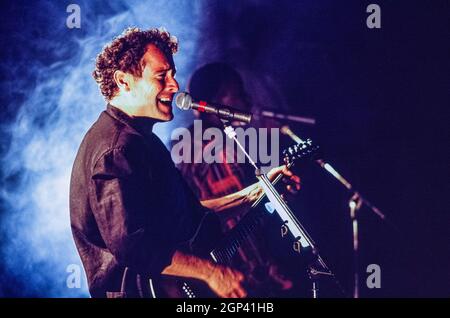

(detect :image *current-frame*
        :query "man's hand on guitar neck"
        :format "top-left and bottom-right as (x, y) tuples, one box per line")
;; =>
(267, 165), (301, 194)
(162, 250), (247, 298)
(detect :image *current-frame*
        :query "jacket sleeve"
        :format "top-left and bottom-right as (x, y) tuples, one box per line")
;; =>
(89, 145), (175, 276)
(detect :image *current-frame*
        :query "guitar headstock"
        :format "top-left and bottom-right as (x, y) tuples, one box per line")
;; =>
(282, 139), (321, 165)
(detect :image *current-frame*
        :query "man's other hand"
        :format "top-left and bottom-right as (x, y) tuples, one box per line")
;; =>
(206, 264), (247, 298)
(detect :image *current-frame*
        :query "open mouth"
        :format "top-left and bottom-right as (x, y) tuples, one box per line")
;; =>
(157, 97), (173, 107)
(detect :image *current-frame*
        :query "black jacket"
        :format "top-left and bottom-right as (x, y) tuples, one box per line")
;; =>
(70, 105), (207, 297)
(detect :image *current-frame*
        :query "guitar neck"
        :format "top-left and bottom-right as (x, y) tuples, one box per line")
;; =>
(209, 164), (293, 264)
(208, 139), (317, 265)
(209, 207), (266, 264)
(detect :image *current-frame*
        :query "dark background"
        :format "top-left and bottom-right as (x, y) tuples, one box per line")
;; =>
(0, 0), (448, 297)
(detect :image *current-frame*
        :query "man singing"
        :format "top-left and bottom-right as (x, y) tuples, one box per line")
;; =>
(69, 27), (299, 298)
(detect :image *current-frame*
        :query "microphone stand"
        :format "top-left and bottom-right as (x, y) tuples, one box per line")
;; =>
(349, 193), (362, 298)
(222, 121), (345, 298)
(253, 110), (317, 125)
(281, 125), (392, 298)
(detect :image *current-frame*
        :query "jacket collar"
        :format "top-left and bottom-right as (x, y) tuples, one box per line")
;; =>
(106, 104), (158, 138)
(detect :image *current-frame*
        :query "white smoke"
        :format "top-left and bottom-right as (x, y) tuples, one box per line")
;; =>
(0, 0), (201, 297)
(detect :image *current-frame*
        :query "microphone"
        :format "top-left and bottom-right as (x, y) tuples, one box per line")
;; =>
(257, 110), (316, 125)
(175, 92), (252, 124)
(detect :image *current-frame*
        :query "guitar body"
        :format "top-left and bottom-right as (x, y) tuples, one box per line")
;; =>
(151, 209), (282, 298)
(151, 270), (287, 298)
(150, 275), (218, 298)
(149, 213), (221, 298)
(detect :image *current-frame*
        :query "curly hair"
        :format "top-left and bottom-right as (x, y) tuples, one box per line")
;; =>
(93, 27), (178, 101)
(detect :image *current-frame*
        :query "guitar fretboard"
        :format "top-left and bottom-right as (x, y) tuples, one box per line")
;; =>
(209, 207), (266, 264)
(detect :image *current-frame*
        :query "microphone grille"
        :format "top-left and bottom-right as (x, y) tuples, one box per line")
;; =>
(175, 92), (192, 110)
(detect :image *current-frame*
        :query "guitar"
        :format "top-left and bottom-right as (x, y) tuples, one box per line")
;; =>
(151, 139), (320, 298)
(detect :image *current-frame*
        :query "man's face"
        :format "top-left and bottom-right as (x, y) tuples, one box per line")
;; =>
(130, 44), (179, 121)
(218, 82), (251, 113)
